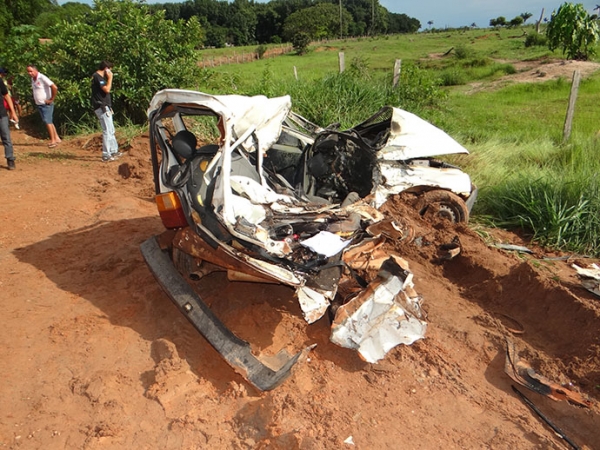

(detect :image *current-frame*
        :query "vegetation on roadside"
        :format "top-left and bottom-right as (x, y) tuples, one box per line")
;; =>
(437, 73), (600, 256)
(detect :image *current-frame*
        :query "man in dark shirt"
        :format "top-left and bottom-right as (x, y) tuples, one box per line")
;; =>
(92, 61), (121, 162)
(0, 78), (17, 170)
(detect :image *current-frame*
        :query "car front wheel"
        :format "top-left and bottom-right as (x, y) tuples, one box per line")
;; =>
(415, 190), (469, 223)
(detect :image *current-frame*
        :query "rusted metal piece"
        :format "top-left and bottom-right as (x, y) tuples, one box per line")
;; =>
(173, 228), (280, 284)
(505, 339), (593, 408)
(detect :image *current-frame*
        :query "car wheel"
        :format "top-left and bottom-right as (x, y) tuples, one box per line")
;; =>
(415, 190), (469, 223)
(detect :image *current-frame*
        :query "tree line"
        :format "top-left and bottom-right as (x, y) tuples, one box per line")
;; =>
(1, 0), (420, 47)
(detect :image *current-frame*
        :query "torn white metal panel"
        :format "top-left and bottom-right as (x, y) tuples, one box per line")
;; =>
(572, 263), (600, 280)
(230, 175), (295, 205)
(300, 231), (351, 257)
(381, 107), (470, 160)
(148, 89), (291, 156)
(374, 162), (472, 207)
(297, 286), (331, 323)
(572, 263), (600, 297)
(330, 258), (427, 363)
(229, 193), (267, 225)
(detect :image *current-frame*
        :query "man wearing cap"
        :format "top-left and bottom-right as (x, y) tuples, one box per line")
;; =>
(27, 64), (61, 148)
(0, 74), (18, 170)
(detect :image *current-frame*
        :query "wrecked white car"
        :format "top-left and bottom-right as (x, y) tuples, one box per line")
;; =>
(141, 89), (476, 390)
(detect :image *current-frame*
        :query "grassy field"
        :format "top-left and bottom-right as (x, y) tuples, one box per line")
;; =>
(197, 26), (561, 88)
(193, 26), (600, 256)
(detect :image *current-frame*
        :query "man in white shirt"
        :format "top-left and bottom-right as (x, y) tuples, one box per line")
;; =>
(26, 65), (61, 148)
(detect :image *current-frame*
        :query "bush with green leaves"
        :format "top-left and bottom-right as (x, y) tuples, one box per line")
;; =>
(256, 45), (267, 59)
(291, 32), (311, 55)
(2, 0), (202, 133)
(546, 2), (599, 60)
(525, 33), (548, 47)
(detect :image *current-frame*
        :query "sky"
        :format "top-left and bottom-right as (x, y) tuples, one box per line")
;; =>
(59, 1), (600, 30)
(379, 0), (599, 29)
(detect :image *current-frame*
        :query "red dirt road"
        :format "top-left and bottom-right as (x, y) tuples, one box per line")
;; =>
(1, 128), (599, 449)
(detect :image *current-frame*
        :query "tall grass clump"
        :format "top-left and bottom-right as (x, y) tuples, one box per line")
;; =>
(482, 177), (600, 255)
(245, 61), (446, 128)
(471, 138), (600, 256)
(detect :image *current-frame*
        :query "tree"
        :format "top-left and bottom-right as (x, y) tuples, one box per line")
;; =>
(283, 3), (352, 41)
(291, 31), (311, 55)
(387, 12), (420, 33)
(509, 16), (524, 27)
(225, 0), (257, 46)
(546, 2), (599, 60)
(0, 0), (57, 38)
(489, 16), (507, 27)
(34, 2), (92, 31)
(520, 12), (533, 23)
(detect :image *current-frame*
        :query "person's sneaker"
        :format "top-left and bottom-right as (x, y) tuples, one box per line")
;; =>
(112, 151), (123, 159)
(102, 155), (116, 162)
(7, 159), (15, 170)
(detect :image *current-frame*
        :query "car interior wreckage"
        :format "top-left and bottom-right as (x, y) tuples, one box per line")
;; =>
(141, 89), (477, 391)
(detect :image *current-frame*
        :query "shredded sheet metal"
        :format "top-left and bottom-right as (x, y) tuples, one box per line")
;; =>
(330, 258), (427, 363)
(300, 231), (351, 257)
(572, 263), (600, 297)
(297, 286), (330, 324)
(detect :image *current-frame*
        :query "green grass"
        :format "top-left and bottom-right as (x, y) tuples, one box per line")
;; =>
(439, 73), (600, 254)
(197, 26), (589, 93)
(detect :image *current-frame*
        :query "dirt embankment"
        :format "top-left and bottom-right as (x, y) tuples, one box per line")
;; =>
(0, 128), (599, 449)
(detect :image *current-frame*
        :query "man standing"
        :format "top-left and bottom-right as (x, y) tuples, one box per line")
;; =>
(26, 65), (61, 148)
(0, 77), (17, 170)
(91, 61), (120, 162)
(0, 68), (19, 129)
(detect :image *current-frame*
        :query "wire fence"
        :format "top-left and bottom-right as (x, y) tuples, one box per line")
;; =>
(199, 44), (294, 68)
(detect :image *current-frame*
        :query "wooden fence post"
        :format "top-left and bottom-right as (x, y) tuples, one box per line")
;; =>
(563, 70), (581, 142)
(339, 52), (345, 73)
(393, 59), (402, 88)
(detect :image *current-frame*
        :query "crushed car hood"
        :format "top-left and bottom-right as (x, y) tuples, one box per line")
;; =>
(381, 108), (469, 160)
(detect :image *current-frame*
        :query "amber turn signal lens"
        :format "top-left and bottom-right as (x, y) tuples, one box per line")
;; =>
(155, 192), (188, 229)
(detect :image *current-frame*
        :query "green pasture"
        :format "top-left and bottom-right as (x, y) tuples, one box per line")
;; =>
(198, 26), (563, 91)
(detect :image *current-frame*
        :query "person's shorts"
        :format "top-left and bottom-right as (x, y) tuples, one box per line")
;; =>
(36, 103), (54, 124)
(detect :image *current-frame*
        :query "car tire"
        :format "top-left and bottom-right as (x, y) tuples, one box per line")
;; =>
(415, 190), (469, 223)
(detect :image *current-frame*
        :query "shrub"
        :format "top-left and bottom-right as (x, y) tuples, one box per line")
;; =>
(278, 62), (445, 128)
(291, 32), (311, 55)
(546, 3), (599, 60)
(525, 33), (547, 47)
(439, 68), (468, 86)
(454, 44), (471, 59)
(256, 44), (267, 59)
